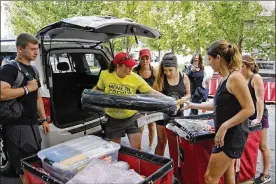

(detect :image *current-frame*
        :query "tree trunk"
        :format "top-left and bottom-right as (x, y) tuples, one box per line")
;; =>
(238, 37), (243, 53)
(125, 37), (130, 52)
(171, 47), (174, 53)
(158, 49), (161, 62)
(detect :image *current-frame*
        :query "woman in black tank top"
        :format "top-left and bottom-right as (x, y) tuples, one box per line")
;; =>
(184, 40), (254, 184)
(133, 49), (158, 152)
(241, 55), (271, 183)
(153, 52), (191, 156)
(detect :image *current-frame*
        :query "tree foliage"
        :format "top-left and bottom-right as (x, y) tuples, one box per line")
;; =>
(6, 1), (275, 58)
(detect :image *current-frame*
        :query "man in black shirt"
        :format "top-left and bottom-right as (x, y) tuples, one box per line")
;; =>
(0, 33), (50, 177)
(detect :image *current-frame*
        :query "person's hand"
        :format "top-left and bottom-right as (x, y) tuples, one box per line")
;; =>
(250, 119), (261, 126)
(182, 101), (193, 110)
(214, 124), (228, 148)
(176, 99), (183, 105)
(42, 121), (50, 134)
(27, 79), (38, 92)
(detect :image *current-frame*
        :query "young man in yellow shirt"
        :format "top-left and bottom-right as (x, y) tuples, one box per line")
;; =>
(93, 52), (164, 150)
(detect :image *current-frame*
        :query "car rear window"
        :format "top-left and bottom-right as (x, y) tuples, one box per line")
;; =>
(49, 53), (101, 74)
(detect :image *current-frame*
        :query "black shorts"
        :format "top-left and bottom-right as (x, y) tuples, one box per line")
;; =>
(212, 146), (245, 159)
(104, 113), (141, 139)
(3, 123), (41, 175)
(212, 126), (248, 159)
(155, 120), (167, 126)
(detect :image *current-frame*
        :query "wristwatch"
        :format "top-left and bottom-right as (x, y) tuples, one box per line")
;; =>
(41, 118), (49, 122)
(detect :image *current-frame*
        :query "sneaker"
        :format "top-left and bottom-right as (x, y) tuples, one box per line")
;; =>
(146, 147), (154, 153)
(254, 173), (271, 184)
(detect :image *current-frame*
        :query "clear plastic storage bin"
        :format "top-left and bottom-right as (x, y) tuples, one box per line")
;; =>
(37, 135), (120, 182)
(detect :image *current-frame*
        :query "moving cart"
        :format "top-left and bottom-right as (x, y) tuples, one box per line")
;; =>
(138, 112), (262, 184)
(21, 144), (174, 184)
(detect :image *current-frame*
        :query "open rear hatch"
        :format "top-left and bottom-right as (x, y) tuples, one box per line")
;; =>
(36, 16), (161, 128)
(36, 15), (161, 42)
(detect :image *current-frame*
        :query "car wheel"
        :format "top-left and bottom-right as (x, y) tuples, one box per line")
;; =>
(0, 134), (12, 176)
(82, 90), (177, 115)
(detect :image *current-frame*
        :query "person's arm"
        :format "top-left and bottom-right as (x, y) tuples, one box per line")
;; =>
(177, 74), (191, 105)
(147, 87), (166, 97)
(0, 81), (25, 100)
(0, 79), (38, 101)
(184, 101), (214, 111)
(37, 89), (50, 133)
(92, 71), (105, 91)
(221, 72), (255, 129)
(186, 65), (192, 77)
(252, 74), (265, 122)
(92, 85), (103, 91)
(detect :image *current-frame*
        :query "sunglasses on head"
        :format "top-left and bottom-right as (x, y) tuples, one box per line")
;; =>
(119, 55), (132, 64)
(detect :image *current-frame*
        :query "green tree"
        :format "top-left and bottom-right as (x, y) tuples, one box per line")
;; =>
(7, 1), (275, 58)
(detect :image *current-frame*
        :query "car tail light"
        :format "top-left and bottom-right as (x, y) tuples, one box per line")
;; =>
(42, 97), (52, 124)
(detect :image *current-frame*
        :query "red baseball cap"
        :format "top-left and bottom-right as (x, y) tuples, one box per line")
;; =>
(139, 49), (151, 58)
(113, 52), (137, 68)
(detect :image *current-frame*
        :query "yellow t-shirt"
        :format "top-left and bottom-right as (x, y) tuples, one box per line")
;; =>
(97, 70), (151, 119)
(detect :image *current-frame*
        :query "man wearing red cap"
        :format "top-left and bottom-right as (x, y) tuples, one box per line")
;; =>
(92, 52), (163, 150)
(133, 49), (157, 152)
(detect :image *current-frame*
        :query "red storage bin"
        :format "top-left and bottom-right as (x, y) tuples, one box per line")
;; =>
(166, 114), (224, 184)
(235, 130), (261, 183)
(21, 145), (173, 184)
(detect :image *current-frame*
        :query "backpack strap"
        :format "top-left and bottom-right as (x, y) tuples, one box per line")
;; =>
(6, 61), (35, 88)
(6, 61), (25, 88)
(31, 65), (39, 79)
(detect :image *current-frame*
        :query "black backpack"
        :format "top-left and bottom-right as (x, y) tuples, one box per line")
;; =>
(0, 61), (39, 125)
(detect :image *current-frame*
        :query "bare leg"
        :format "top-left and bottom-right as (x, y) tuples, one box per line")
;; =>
(111, 138), (121, 144)
(259, 128), (270, 176)
(139, 126), (145, 150)
(147, 122), (155, 148)
(204, 151), (234, 184)
(154, 124), (167, 156)
(128, 133), (142, 150)
(223, 160), (235, 184)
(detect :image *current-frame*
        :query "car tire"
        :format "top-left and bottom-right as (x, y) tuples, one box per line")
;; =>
(0, 130), (12, 177)
(81, 89), (177, 115)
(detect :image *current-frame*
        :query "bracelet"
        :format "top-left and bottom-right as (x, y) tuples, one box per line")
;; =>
(41, 118), (48, 122)
(24, 86), (29, 95)
(22, 87), (26, 95)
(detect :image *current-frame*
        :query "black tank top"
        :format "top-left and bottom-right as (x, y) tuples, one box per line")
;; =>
(138, 66), (155, 87)
(162, 72), (186, 112)
(248, 74), (268, 119)
(214, 72), (249, 147)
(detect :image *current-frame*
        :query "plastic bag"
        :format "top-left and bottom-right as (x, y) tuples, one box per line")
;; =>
(66, 159), (144, 184)
(174, 119), (212, 132)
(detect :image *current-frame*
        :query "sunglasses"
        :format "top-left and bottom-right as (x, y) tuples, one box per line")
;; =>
(119, 55), (132, 64)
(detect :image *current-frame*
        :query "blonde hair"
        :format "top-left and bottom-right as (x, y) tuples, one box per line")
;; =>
(242, 55), (259, 73)
(153, 64), (165, 92)
(207, 40), (242, 70)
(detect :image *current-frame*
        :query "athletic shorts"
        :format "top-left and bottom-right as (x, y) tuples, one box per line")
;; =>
(104, 113), (141, 139)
